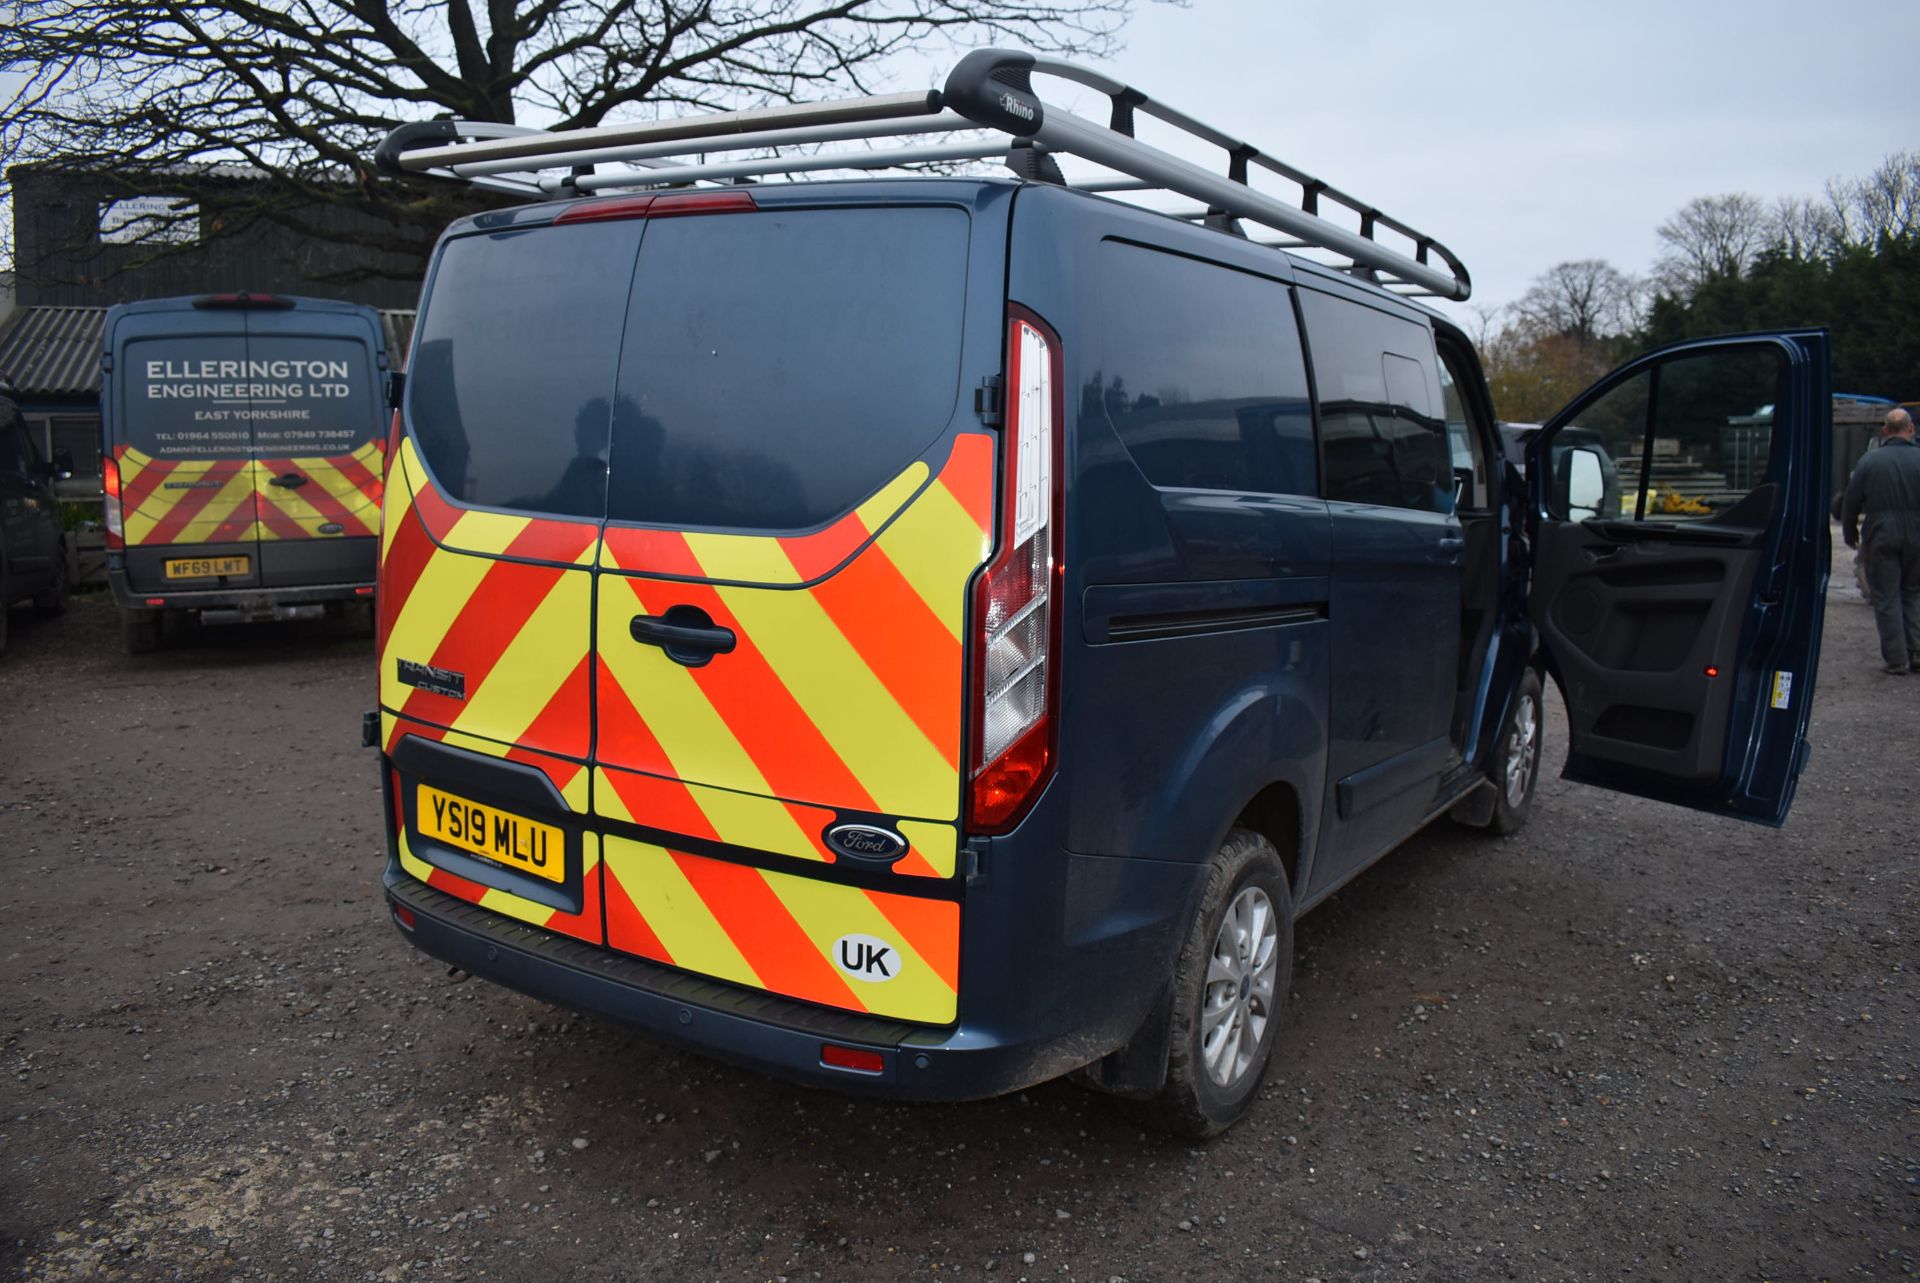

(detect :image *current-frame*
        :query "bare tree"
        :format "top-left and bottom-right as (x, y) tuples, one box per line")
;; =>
(1829, 149), (1920, 247)
(1, 0), (1139, 279)
(1771, 193), (1839, 259)
(1652, 192), (1770, 297)
(1510, 258), (1641, 349)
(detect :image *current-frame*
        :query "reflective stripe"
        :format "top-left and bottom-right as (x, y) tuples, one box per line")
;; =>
(601, 835), (959, 1023)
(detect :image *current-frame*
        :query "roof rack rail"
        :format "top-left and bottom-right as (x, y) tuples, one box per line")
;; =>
(373, 50), (1471, 301)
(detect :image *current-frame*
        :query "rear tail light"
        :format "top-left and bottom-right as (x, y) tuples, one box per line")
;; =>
(102, 454), (124, 549)
(553, 190), (757, 225)
(820, 1043), (885, 1074)
(392, 903), (416, 931)
(192, 292), (295, 309)
(968, 308), (1064, 834)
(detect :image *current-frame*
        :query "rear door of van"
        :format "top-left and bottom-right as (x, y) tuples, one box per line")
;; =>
(246, 303), (387, 588)
(110, 308), (264, 594)
(382, 187), (1006, 1019)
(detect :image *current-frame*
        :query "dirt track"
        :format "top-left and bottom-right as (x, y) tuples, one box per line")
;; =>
(1, 543), (1914, 1283)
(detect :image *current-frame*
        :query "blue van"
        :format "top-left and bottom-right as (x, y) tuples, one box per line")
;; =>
(369, 52), (1831, 1136)
(101, 294), (392, 652)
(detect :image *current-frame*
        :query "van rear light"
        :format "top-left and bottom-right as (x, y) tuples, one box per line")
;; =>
(554, 190), (756, 225)
(968, 309), (1064, 834)
(392, 903), (416, 931)
(192, 292), (295, 309)
(102, 454), (124, 549)
(647, 191), (758, 218)
(820, 1043), (885, 1074)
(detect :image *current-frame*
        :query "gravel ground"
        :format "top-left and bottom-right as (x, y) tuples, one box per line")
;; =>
(0, 540), (1913, 1283)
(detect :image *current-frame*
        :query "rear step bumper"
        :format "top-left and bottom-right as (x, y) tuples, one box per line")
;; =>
(384, 872), (1076, 1100)
(108, 561), (373, 612)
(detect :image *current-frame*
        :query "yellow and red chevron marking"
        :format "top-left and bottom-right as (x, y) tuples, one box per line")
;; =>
(378, 442), (597, 759)
(387, 717), (602, 945)
(596, 763), (957, 879)
(252, 438), (384, 540)
(115, 445), (260, 546)
(602, 834), (959, 1023)
(595, 433), (994, 829)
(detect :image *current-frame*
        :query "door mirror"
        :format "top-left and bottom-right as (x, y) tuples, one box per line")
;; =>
(1557, 446), (1607, 522)
(49, 448), (75, 482)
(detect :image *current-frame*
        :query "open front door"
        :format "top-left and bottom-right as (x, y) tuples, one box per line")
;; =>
(1526, 330), (1830, 825)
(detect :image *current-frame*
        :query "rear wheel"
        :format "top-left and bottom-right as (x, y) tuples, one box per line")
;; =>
(1146, 827), (1293, 1139)
(33, 543), (69, 616)
(122, 606), (163, 655)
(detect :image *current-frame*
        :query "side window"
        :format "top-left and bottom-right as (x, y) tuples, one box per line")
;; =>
(1547, 345), (1784, 524)
(1085, 241), (1316, 496)
(1436, 349), (1491, 510)
(1297, 289), (1451, 513)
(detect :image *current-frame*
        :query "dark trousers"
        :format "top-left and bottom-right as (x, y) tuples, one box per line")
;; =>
(1863, 537), (1920, 668)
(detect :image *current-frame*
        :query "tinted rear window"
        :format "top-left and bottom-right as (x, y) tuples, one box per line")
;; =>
(407, 221), (637, 518)
(123, 335), (255, 459)
(406, 206), (970, 530)
(121, 332), (377, 460)
(245, 335), (379, 459)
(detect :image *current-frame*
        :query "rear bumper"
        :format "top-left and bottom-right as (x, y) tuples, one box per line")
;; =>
(385, 870), (1137, 1101)
(108, 559), (373, 612)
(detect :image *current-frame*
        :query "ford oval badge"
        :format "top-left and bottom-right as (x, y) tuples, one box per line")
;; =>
(318, 521), (345, 535)
(825, 823), (908, 863)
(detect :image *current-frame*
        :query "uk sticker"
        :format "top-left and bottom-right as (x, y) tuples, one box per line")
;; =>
(833, 934), (899, 984)
(1770, 670), (1793, 710)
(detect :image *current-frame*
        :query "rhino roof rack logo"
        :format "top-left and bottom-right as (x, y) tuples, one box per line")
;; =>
(998, 92), (1036, 122)
(824, 823), (907, 863)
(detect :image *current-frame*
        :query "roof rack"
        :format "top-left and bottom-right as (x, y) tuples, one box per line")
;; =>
(373, 50), (1471, 301)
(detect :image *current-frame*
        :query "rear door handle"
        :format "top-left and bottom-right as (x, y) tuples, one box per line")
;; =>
(630, 606), (736, 668)
(1436, 536), (1465, 552)
(269, 472), (308, 488)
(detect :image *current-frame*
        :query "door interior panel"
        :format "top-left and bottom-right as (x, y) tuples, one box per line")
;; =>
(1531, 518), (1764, 783)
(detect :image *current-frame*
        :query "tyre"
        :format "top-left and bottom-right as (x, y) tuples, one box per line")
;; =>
(33, 542), (69, 616)
(1146, 827), (1294, 1139)
(1480, 669), (1543, 835)
(122, 606), (163, 655)
(0, 599), (9, 657)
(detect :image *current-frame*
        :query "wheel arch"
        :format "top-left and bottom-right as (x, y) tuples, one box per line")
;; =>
(1231, 781), (1303, 900)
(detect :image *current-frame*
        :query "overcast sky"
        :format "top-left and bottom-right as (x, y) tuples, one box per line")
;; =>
(952, 0), (1919, 326)
(4, 0), (1912, 328)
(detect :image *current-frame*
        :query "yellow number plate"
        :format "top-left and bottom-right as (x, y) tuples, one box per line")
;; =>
(164, 555), (250, 579)
(417, 785), (565, 884)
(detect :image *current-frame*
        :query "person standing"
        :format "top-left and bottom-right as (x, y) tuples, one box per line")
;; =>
(1842, 407), (1920, 673)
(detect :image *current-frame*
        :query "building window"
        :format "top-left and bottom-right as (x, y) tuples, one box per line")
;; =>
(98, 196), (201, 245)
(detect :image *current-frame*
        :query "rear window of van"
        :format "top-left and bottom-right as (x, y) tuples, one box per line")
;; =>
(122, 333), (377, 460)
(405, 205), (970, 530)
